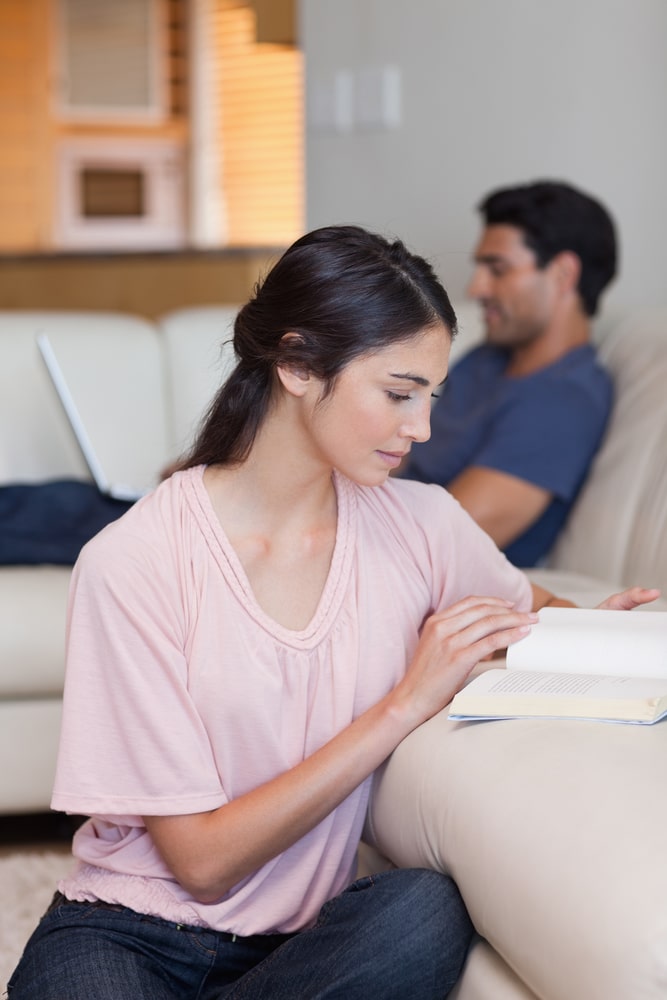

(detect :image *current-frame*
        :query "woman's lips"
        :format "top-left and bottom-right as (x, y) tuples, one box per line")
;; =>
(377, 450), (407, 469)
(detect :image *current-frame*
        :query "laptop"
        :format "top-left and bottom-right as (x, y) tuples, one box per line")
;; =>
(37, 332), (150, 502)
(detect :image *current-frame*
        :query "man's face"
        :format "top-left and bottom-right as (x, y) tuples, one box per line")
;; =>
(467, 224), (560, 348)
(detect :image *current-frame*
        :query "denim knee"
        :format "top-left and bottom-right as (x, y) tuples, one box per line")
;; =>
(217, 868), (473, 1000)
(396, 868), (473, 957)
(326, 867), (473, 996)
(350, 867), (473, 953)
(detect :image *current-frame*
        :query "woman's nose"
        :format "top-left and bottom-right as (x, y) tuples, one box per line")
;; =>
(403, 400), (432, 444)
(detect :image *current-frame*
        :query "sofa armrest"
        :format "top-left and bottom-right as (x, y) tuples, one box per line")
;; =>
(368, 709), (667, 1000)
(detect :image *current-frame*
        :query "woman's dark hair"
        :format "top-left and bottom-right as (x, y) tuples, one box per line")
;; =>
(479, 180), (617, 316)
(182, 224), (456, 468)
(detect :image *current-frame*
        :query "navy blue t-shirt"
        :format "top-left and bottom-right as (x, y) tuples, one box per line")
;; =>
(403, 343), (613, 567)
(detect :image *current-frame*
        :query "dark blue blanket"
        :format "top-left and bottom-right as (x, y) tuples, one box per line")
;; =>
(0, 480), (134, 566)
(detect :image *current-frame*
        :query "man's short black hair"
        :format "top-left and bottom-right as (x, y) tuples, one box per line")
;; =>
(478, 180), (617, 316)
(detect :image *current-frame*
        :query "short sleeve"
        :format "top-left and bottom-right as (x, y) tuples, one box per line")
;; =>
(422, 484), (534, 612)
(52, 521), (228, 818)
(473, 380), (610, 500)
(370, 479), (533, 615)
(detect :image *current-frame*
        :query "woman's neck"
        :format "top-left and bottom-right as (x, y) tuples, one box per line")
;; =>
(203, 453), (339, 631)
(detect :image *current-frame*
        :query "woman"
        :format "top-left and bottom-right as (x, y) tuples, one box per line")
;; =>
(8, 225), (656, 999)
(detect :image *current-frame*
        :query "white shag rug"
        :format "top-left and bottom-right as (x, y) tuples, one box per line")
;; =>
(0, 847), (74, 991)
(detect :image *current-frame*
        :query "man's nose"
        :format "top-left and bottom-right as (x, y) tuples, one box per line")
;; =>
(467, 266), (489, 300)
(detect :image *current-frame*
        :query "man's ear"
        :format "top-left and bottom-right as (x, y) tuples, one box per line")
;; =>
(551, 250), (581, 294)
(276, 332), (310, 397)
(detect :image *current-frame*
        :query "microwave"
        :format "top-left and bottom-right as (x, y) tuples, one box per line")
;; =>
(54, 137), (186, 251)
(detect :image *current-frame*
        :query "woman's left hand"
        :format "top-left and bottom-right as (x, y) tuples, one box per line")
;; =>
(596, 586), (661, 611)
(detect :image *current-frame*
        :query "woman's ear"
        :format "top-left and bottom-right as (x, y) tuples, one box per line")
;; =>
(276, 332), (310, 397)
(276, 362), (310, 397)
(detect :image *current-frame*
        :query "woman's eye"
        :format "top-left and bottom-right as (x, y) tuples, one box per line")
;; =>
(387, 391), (411, 402)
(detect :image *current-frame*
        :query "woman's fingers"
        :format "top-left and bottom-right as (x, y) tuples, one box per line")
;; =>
(399, 599), (537, 726)
(596, 586), (660, 611)
(411, 598), (537, 684)
(423, 596), (537, 651)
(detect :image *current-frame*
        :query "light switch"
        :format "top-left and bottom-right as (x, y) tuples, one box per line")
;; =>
(354, 65), (402, 130)
(308, 71), (353, 132)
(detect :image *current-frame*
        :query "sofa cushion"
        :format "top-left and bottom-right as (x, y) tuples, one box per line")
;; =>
(157, 306), (239, 457)
(0, 567), (70, 696)
(451, 938), (540, 1000)
(368, 707), (667, 1000)
(0, 700), (63, 811)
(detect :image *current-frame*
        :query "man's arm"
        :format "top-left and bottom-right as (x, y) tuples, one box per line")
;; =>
(447, 465), (552, 550)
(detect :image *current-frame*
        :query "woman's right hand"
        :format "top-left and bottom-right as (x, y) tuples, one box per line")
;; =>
(391, 596), (538, 729)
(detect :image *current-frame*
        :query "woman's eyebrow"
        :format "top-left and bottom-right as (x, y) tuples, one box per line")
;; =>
(388, 372), (431, 387)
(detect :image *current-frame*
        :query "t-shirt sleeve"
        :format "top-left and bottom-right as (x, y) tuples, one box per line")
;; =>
(383, 479), (533, 614)
(52, 525), (228, 818)
(426, 486), (533, 612)
(472, 381), (609, 500)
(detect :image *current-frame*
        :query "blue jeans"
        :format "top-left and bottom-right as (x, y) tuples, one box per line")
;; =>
(7, 868), (472, 999)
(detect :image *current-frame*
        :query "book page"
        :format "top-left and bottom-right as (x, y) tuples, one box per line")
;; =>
(448, 668), (667, 724)
(506, 608), (667, 679)
(474, 669), (666, 699)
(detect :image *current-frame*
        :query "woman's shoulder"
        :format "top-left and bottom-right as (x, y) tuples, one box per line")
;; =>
(76, 466), (204, 574)
(353, 474), (510, 561)
(351, 475), (466, 550)
(360, 475), (459, 518)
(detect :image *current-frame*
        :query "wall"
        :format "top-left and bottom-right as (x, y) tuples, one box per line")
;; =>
(301, 0), (667, 311)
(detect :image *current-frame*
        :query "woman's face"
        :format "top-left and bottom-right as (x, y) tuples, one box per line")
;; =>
(306, 323), (451, 487)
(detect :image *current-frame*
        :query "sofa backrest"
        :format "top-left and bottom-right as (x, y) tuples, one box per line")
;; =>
(0, 307), (243, 490)
(0, 311), (170, 488)
(548, 307), (667, 593)
(157, 306), (239, 459)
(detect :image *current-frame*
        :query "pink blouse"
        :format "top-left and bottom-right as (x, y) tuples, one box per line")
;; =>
(53, 466), (531, 934)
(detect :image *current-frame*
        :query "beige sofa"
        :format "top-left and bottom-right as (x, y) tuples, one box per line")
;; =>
(367, 304), (667, 999)
(2, 302), (667, 998)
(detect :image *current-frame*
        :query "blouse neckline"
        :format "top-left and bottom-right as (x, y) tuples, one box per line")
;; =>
(184, 466), (356, 649)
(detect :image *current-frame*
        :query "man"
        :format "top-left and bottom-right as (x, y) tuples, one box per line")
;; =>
(402, 179), (616, 567)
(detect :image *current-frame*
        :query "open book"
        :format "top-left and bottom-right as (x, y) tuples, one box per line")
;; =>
(448, 608), (667, 725)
